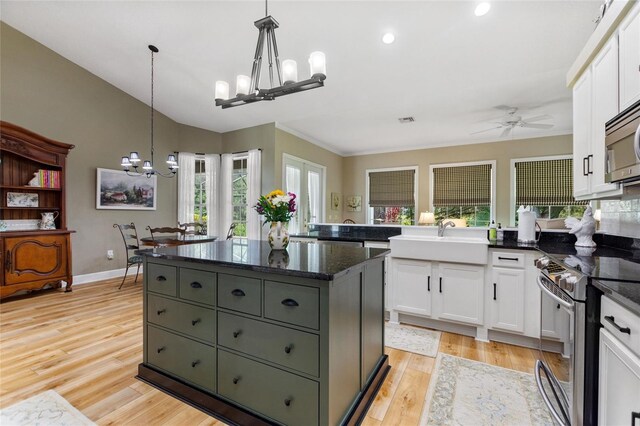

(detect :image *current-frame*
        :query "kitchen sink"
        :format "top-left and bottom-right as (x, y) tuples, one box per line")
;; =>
(389, 235), (489, 264)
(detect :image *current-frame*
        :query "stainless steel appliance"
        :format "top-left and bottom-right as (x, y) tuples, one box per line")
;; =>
(534, 256), (587, 426)
(605, 99), (640, 183)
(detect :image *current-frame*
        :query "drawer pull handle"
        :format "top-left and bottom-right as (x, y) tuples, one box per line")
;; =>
(190, 282), (202, 289)
(157, 346), (166, 353)
(604, 315), (631, 335)
(191, 360), (200, 368)
(231, 289), (246, 297)
(156, 275), (167, 282)
(157, 309), (166, 315)
(281, 298), (299, 307)
(498, 256), (519, 261)
(233, 377), (240, 384)
(233, 330), (242, 338)
(284, 398), (292, 407)
(192, 318), (201, 326)
(284, 344), (293, 354)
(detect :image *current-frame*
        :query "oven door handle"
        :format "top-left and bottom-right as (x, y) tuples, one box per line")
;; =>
(535, 360), (570, 426)
(537, 276), (574, 310)
(634, 122), (640, 161)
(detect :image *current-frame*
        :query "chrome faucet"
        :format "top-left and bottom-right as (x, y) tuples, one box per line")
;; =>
(437, 220), (456, 237)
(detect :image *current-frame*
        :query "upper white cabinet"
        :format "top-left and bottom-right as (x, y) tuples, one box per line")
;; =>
(619, 2), (640, 110)
(572, 36), (623, 199)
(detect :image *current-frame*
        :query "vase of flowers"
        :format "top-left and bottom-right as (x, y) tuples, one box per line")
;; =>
(254, 190), (296, 250)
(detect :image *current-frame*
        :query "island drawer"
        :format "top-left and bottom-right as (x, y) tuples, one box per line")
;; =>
(218, 311), (319, 376)
(264, 281), (319, 330)
(601, 296), (640, 356)
(147, 294), (215, 344)
(179, 268), (216, 306)
(491, 251), (525, 269)
(147, 325), (216, 394)
(218, 350), (318, 426)
(147, 263), (177, 297)
(217, 274), (261, 316)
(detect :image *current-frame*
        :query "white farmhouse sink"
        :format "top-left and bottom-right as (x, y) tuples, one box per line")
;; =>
(389, 235), (489, 264)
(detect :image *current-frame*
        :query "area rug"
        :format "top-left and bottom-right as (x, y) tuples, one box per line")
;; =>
(420, 353), (553, 425)
(385, 322), (441, 357)
(0, 390), (95, 426)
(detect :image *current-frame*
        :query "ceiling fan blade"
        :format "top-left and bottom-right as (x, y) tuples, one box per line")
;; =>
(522, 114), (553, 123)
(471, 126), (502, 135)
(520, 123), (554, 129)
(500, 127), (512, 138)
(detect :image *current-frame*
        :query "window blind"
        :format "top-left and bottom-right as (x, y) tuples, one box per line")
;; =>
(369, 169), (415, 207)
(432, 164), (492, 207)
(515, 159), (587, 205)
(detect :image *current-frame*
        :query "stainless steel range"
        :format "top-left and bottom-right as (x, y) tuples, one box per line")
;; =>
(534, 256), (587, 426)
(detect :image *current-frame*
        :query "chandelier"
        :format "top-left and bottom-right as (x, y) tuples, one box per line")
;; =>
(121, 45), (178, 178)
(214, 0), (326, 109)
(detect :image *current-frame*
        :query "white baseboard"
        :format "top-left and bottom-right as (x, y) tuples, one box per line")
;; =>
(72, 266), (144, 286)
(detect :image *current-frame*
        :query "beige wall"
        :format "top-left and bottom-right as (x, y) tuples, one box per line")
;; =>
(0, 22), (222, 276)
(342, 135), (573, 226)
(275, 128), (344, 223)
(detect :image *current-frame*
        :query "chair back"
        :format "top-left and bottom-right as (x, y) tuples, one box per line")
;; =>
(113, 223), (140, 259)
(178, 222), (205, 235)
(343, 219), (356, 224)
(226, 223), (237, 240)
(146, 226), (186, 242)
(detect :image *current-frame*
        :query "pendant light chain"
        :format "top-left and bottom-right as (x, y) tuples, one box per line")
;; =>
(150, 47), (155, 167)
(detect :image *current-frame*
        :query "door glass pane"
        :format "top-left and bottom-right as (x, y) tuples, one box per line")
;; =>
(308, 171), (320, 225)
(286, 165), (301, 234)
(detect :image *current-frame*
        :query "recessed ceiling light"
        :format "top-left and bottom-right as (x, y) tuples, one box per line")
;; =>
(382, 33), (395, 44)
(474, 2), (491, 17)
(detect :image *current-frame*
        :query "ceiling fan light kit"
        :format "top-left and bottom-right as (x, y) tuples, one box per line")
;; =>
(214, 1), (326, 109)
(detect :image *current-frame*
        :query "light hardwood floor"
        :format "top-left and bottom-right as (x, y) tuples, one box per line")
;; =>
(0, 277), (563, 425)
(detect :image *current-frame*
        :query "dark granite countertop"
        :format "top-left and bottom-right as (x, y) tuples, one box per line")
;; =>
(291, 231), (392, 243)
(140, 239), (389, 281)
(293, 224), (402, 243)
(591, 280), (640, 316)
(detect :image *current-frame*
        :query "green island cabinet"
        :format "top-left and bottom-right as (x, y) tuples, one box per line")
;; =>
(137, 241), (390, 426)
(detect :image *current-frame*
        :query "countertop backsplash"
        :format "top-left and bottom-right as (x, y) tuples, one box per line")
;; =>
(600, 198), (640, 239)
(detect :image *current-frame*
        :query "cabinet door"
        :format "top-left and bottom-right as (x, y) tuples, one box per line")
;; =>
(591, 36), (622, 195)
(598, 329), (640, 426)
(573, 69), (592, 198)
(619, 3), (640, 110)
(391, 259), (432, 317)
(4, 235), (68, 285)
(490, 268), (525, 333)
(437, 263), (484, 325)
(541, 294), (570, 341)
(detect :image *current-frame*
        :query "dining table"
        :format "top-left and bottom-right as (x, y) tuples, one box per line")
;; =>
(140, 234), (218, 247)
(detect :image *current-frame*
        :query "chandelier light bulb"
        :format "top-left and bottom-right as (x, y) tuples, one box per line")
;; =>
(121, 157), (131, 167)
(475, 2), (491, 16)
(282, 59), (298, 84)
(308, 51), (326, 78)
(166, 154), (177, 166)
(129, 152), (140, 163)
(215, 80), (230, 100)
(236, 75), (251, 96)
(142, 161), (153, 171)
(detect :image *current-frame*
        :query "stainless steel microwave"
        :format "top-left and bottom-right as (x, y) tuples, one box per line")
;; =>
(605, 100), (640, 183)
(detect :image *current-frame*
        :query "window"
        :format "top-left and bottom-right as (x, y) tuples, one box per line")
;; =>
(232, 157), (248, 237)
(194, 158), (207, 224)
(366, 167), (417, 225)
(512, 156), (588, 225)
(283, 154), (325, 234)
(431, 161), (495, 227)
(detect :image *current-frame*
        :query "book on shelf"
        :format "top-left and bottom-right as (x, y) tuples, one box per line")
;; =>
(29, 169), (61, 189)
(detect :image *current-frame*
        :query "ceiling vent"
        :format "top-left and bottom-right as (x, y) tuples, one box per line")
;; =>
(398, 116), (415, 124)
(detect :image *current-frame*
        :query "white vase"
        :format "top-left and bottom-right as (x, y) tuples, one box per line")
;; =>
(268, 221), (289, 250)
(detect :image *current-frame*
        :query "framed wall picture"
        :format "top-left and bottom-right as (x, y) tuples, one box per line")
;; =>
(346, 195), (362, 212)
(331, 192), (341, 211)
(96, 168), (157, 210)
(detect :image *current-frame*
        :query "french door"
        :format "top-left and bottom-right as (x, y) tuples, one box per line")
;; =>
(284, 155), (325, 234)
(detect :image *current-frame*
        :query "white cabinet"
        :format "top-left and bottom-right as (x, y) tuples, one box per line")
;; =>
(573, 36), (623, 199)
(391, 259), (432, 317)
(619, 2), (640, 110)
(436, 263), (484, 325)
(598, 328), (640, 426)
(489, 268), (525, 333)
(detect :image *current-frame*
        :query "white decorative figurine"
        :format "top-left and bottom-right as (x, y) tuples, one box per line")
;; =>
(27, 172), (40, 187)
(564, 206), (597, 247)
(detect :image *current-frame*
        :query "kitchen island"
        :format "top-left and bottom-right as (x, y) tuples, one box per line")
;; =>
(137, 240), (389, 426)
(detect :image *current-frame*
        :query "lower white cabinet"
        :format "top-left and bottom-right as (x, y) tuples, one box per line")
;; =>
(436, 263), (484, 325)
(489, 268), (525, 333)
(598, 328), (640, 426)
(391, 259), (432, 317)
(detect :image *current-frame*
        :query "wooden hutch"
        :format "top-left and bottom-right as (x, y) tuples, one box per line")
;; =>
(0, 121), (75, 299)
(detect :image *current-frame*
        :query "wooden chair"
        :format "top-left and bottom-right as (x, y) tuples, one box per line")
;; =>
(113, 223), (143, 289)
(178, 222), (205, 235)
(343, 219), (356, 224)
(226, 223), (237, 240)
(146, 226), (186, 246)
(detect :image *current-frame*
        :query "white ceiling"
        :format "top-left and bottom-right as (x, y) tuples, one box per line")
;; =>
(1, 1), (600, 156)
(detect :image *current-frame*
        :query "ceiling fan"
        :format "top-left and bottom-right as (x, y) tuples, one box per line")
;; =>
(472, 105), (554, 138)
